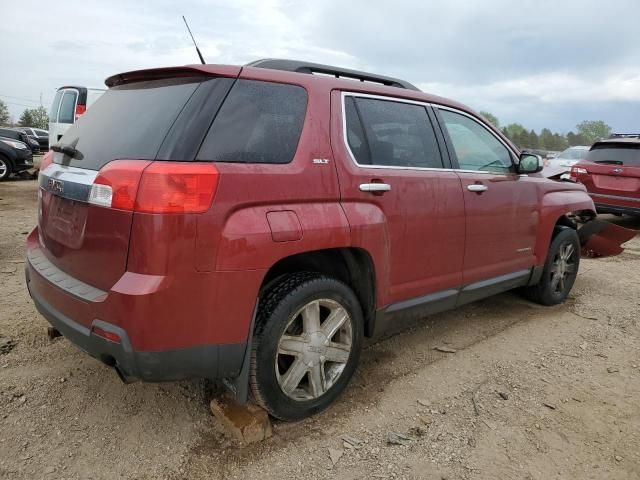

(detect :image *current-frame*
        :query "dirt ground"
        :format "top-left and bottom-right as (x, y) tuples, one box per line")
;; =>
(1, 175), (639, 480)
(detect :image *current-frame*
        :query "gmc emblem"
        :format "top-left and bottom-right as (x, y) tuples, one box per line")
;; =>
(48, 178), (64, 194)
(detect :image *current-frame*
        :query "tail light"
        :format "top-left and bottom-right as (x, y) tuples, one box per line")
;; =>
(74, 103), (86, 120)
(39, 151), (53, 173)
(569, 166), (588, 182)
(88, 160), (219, 213)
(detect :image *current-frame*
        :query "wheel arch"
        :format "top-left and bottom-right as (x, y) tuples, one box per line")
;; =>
(259, 247), (377, 337)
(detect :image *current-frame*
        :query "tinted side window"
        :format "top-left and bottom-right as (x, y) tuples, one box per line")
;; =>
(197, 80), (307, 164)
(350, 97), (443, 168)
(344, 97), (371, 164)
(49, 91), (63, 122)
(439, 109), (513, 172)
(58, 90), (78, 124)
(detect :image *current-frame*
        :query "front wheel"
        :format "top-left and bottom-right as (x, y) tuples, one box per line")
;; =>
(524, 228), (580, 305)
(0, 157), (11, 181)
(249, 273), (364, 421)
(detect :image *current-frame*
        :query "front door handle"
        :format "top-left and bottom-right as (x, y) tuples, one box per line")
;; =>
(467, 184), (488, 193)
(360, 183), (391, 193)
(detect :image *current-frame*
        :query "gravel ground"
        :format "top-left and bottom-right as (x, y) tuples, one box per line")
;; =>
(1, 177), (639, 480)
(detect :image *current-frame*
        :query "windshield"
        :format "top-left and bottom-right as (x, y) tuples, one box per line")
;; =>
(586, 145), (640, 166)
(557, 148), (587, 160)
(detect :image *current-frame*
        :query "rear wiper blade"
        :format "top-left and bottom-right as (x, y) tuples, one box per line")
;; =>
(595, 160), (623, 165)
(51, 143), (81, 159)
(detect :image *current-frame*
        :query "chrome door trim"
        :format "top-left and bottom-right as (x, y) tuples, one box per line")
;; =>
(339, 91), (517, 177)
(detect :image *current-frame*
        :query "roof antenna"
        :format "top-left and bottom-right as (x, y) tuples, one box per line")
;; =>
(182, 15), (206, 64)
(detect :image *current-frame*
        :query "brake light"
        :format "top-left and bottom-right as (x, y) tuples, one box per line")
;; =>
(88, 160), (219, 213)
(569, 166), (588, 182)
(39, 151), (53, 173)
(75, 103), (86, 120)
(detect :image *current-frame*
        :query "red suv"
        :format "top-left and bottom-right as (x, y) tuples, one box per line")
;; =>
(570, 136), (640, 216)
(26, 59), (617, 420)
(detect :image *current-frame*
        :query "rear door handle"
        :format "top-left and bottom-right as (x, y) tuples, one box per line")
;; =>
(360, 183), (391, 193)
(467, 184), (488, 193)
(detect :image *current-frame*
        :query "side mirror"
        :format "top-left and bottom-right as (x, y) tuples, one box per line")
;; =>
(518, 153), (543, 174)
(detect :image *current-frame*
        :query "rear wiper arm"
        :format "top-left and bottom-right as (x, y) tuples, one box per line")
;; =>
(51, 143), (81, 159)
(595, 160), (623, 165)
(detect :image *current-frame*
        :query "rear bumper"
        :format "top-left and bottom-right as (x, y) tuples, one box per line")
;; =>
(24, 227), (257, 382)
(27, 280), (244, 381)
(595, 203), (640, 216)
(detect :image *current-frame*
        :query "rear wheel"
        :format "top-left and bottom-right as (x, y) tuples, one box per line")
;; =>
(524, 228), (580, 305)
(0, 157), (11, 181)
(250, 273), (363, 421)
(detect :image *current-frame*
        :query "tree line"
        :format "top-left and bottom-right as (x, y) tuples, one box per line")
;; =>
(0, 99), (49, 130)
(479, 111), (612, 152)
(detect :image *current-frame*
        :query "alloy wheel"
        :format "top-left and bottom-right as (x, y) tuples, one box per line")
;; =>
(275, 298), (353, 401)
(550, 242), (577, 294)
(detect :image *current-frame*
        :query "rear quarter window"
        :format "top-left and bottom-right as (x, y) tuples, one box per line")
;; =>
(196, 80), (307, 164)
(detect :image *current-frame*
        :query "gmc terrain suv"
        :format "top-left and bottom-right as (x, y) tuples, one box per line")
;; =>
(26, 60), (628, 421)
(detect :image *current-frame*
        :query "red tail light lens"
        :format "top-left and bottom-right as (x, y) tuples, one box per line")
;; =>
(135, 162), (219, 213)
(569, 166), (588, 182)
(90, 160), (151, 210)
(88, 160), (219, 213)
(39, 151), (53, 173)
(75, 103), (86, 120)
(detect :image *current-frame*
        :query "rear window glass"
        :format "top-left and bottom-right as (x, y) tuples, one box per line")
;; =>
(49, 91), (63, 122)
(59, 78), (204, 170)
(196, 80), (307, 164)
(586, 145), (640, 166)
(58, 90), (78, 124)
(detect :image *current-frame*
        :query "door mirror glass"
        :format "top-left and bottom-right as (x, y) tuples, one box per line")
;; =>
(518, 153), (542, 174)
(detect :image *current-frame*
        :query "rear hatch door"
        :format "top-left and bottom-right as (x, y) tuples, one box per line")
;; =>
(37, 67), (240, 291)
(580, 142), (640, 199)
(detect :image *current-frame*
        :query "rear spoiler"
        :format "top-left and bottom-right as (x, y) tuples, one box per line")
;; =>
(105, 64), (241, 87)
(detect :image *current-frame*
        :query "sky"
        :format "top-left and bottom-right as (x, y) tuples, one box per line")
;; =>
(1, 0), (639, 133)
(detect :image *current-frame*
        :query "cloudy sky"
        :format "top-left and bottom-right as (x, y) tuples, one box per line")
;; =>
(1, 0), (639, 133)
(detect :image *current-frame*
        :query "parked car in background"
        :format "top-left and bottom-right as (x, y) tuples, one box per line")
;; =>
(26, 60), (633, 421)
(0, 135), (34, 180)
(0, 127), (40, 154)
(16, 127), (49, 151)
(49, 86), (106, 144)
(542, 146), (589, 179)
(570, 137), (640, 216)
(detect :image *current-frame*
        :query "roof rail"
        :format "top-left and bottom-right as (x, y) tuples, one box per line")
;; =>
(609, 133), (640, 139)
(245, 58), (421, 91)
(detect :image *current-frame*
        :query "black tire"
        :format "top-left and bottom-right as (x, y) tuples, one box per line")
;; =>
(523, 228), (580, 305)
(0, 156), (12, 181)
(250, 272), (364, 421)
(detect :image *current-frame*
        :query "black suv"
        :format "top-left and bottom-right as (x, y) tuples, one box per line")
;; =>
(0, 128), (40, 154)
(0, 136), (34, 180)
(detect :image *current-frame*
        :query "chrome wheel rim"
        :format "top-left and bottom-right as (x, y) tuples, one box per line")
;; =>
(276, 299), (352, 401)
(0, 160), (7, 178)
(550, 242), (577, 294)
